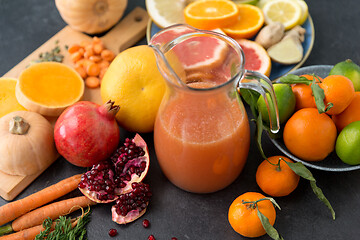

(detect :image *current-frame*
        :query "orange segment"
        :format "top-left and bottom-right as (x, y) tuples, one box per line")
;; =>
(184, 0), (239, 30)
(222, 4), (264, 39)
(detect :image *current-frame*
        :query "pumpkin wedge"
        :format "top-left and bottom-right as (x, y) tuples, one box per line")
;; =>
(16, 62), (84, 117)
(0, 77), (26, 118)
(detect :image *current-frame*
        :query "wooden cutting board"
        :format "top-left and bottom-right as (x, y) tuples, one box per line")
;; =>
(0, 7), (149, 201)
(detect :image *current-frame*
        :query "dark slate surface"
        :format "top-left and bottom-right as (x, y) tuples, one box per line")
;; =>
(1, 1), (360, 239)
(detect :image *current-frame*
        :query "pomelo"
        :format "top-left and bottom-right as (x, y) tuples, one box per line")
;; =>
(235, 39), (272, 77)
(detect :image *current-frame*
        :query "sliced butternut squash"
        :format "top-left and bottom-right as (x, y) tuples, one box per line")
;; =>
(16, 62), (84, 117)
(0, 78), (26, 118)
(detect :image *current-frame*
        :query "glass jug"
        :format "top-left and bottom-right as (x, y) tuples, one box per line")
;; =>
(149, 24), (279, 193)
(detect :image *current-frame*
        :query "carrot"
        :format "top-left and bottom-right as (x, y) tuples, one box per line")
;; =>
(70, 52), (82, 63)
(84, 45), (94, 58)
(0, 217), (79, 240)
(89, 55), (102, 63)
(68, 44), (81, 54)
(99, 59), (110, 68)
(11, 196), (95, 231)
(0, 223), (51, 240)
(0, 174), (82, 226)
(85, 76), (100, 88)
(86, 62), (100, 77)
(101, 49), (115, 62)
(93, 43), (104, 55)
(75, 66), (87, 79)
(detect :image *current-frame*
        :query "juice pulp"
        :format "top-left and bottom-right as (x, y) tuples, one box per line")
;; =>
(154, 82), (250, 193)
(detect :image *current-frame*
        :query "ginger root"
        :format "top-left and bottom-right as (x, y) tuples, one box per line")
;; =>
(255, 22), (285, 49)
(283, 25), (306, 43)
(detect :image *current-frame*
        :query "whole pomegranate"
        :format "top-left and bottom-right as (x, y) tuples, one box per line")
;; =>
(54, 100), (120, 167)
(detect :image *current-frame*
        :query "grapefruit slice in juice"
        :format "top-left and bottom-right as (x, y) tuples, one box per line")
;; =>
(235, 39), (272, 77)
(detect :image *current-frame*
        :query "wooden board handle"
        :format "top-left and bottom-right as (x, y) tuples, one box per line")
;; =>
(102, 7), (149, 53)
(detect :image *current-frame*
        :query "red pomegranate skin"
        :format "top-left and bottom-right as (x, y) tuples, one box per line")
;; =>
(54, 101), (120, 167)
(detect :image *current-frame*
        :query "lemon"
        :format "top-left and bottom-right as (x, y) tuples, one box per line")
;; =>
(100, 45), (166, 133)
(262, 0), (302, 30)
(336, 121), (360, 165)
(146, 0), (195, 28)
(296, 0), (308, 25)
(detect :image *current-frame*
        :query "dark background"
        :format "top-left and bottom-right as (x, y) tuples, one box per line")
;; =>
(1, 0), (360, 239)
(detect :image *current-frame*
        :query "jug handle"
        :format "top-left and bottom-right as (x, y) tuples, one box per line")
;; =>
(237, 70), (280, 133)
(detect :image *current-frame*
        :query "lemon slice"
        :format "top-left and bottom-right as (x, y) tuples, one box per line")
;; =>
(297, 0), (309, 25)
(146, 0), (191, 28)
(262, 0), (302, 30)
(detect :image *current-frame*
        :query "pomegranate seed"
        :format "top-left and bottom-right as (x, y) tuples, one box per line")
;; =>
(108, 228), (118, 237)
(142, 219), (150, 228)
(148, 235), (156, 240)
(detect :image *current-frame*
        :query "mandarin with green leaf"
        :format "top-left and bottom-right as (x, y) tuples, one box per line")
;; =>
(256, 156), (300, 197)
(228, 192), (277, 238)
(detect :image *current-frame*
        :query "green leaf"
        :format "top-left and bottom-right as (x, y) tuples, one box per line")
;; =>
(256, 208), (284, 240)
(310, 181), (336, 220)
(284, 161), (335, 220)
(311, 82), (333, 113)
(35, 207), (92, 240)
(255, 112), (267, 160)
(279, 74), (312, 85)
(284, 161), (315, 182)
(239, 89), (259, 118)
(266, 197), (281, 210)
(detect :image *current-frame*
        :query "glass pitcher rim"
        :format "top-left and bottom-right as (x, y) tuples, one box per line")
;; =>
(149, 24), (246, 92)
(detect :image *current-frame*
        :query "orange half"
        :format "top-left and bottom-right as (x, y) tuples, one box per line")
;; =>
(184, 0), (239, 30)
(222, 4), (264, 39)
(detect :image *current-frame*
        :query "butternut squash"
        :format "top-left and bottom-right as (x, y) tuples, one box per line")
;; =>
(0, 78), (26, 118)
(0, 111), (58, 176)
(55, 0), (128, 34)
(16, 62), (84, 117)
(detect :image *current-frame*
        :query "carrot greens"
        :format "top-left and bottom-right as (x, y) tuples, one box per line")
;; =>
(35, 207), (91, 240)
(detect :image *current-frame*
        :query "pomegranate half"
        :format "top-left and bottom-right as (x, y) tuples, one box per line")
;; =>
(111, 182), (152, 224)
(79, 134), (150, 203)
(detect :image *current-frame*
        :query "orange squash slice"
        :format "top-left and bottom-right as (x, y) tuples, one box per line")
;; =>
(16, 62), (84, 117)
(0, 78), (27, 118)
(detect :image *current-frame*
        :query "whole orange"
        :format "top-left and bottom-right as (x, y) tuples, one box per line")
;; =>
(256, 156), (300, 197)
(320, 75), (355, 115)
(283, 108), (337, 161)
(228, 192), (276, 238)
(332, 92), (360, 132)
(291, 74), (322, 111)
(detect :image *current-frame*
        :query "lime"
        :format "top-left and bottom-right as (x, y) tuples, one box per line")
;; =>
(329, 59), (360, 91)
(336, 121), (360, 165)
(257, 83), (296, 124)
